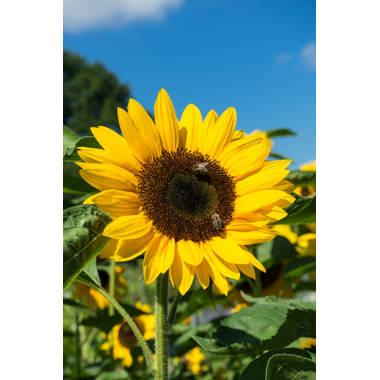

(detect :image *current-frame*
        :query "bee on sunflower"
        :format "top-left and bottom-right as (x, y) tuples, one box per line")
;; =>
(76, 89), (294, 295)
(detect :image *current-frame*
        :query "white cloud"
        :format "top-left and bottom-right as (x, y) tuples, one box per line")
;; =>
(275, 52), (293, 64)
(300, 41), (316, 70)
(64, 0), (185, 33)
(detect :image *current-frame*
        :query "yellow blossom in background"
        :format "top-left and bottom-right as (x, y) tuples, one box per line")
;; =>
(184, 347), (207, 375)
(74, 265), (128, 309)
(230, 302), (247, 313)
(294, 160), (316, 197)
(77, 89), (295, 295)
(300, 338), (316, 349)
(74, 283), (109, 309)
(101, 302), (155, 367)
(273, 224), (316, 257)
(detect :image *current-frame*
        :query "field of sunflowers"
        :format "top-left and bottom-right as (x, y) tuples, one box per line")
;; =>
(63, 89), (316, 380)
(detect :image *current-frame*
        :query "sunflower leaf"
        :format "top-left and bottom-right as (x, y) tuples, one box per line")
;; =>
(191, 296), (315, 356)
(63, 204), (111, 291)
(239, 348), (314, 380)
(269, 152), (288, 160)
(63, 125), (80, 156)
(273, 194), (316, 225)
(284, 257), (316, 280)
(286, 170), (316, 187)
(265, 353), (316, 380)
(64, 136), (101, 162)
(265, 128), (297, 138)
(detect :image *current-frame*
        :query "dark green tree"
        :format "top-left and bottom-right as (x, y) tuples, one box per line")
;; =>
(64, 50), (130, 135)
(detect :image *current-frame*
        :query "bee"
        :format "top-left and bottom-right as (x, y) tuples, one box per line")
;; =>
(192, 161), (209, 174)
(211, 213), (223, 230)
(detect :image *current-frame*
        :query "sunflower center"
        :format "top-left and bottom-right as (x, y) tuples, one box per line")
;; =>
(137, 149), (236, 242)
(166, 174), (217, 219)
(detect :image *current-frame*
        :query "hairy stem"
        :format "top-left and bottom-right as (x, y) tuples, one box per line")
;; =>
(155, 273), (169, 380)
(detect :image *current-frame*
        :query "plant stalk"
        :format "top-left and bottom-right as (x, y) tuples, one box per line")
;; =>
(109, 259), (116, 316)
(97, 286), (155, 374)
(155, 273), (169, 380)
(75, 311), (81, 379)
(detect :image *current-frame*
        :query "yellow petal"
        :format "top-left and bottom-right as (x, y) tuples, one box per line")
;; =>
(219, 139), (270, 180)
(202, 107), (236, 158)
(236, 263), (256, 279)
(89, 127), (140, 173)
(208, 237), (252, 264)
(154, 89), (179, 152)
(201, 251), (229, 295)
(236, 160), (292, 195)
(127, 98), (162, 158)
(103, 214), (152, 240)
(143, 234), (168, 284)
(179, 104), (203, 152)
(177, 239), (204, 266)
(226, 220), (275, 245)
(195, 259), (210, 289)
(156, 236), (176, 274)
(117, 107), (159, 165)
(203, 109), (218, 128)
(77, 146), (140, 174)
(234, 190), (295, 218)
(241, 246), (266, 272)
(89, 190), (141, 218)
(169, 248), (195, 295)
(77, 162), (137, 192)
(204, 247), (240, 280)
(99, 232), (154, 261)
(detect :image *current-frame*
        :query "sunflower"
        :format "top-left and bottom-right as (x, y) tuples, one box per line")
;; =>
(75, 265), (128, 309)
(184, 347), (207, 375)
(77, 89), (294, 295)
(101, 301), (155, 367)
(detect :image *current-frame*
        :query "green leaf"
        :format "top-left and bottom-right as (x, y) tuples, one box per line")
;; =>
(63, 173), (96, 195)
(284, 257), (316, 280)
(273, 194), (316, 225)
(64, 136), (101, 162)
(265, 128), (297, 138)
(266, 353), (316, 379)
(63, 204), (111, 291)
(239, 348), (314, 380)
(63, 125), (80, 155)
(192, 297), (315, 355)
(269, 152), (287, 160)
(286, 170), (316, 187)
(254, 236), (298, 269)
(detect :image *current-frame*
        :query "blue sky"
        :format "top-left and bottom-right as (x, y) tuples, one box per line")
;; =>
(64, 0), (315, 168)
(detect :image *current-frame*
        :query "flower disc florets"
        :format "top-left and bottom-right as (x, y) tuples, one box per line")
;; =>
(137, 149), (236, 242)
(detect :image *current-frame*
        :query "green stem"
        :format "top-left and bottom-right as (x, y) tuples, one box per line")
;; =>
(155, 273), (169, 380)
(168, 291), (181, 327)
(97, 287), (155, 374)
(75, 311), (81, 379)
(109, 259), (116, 316)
